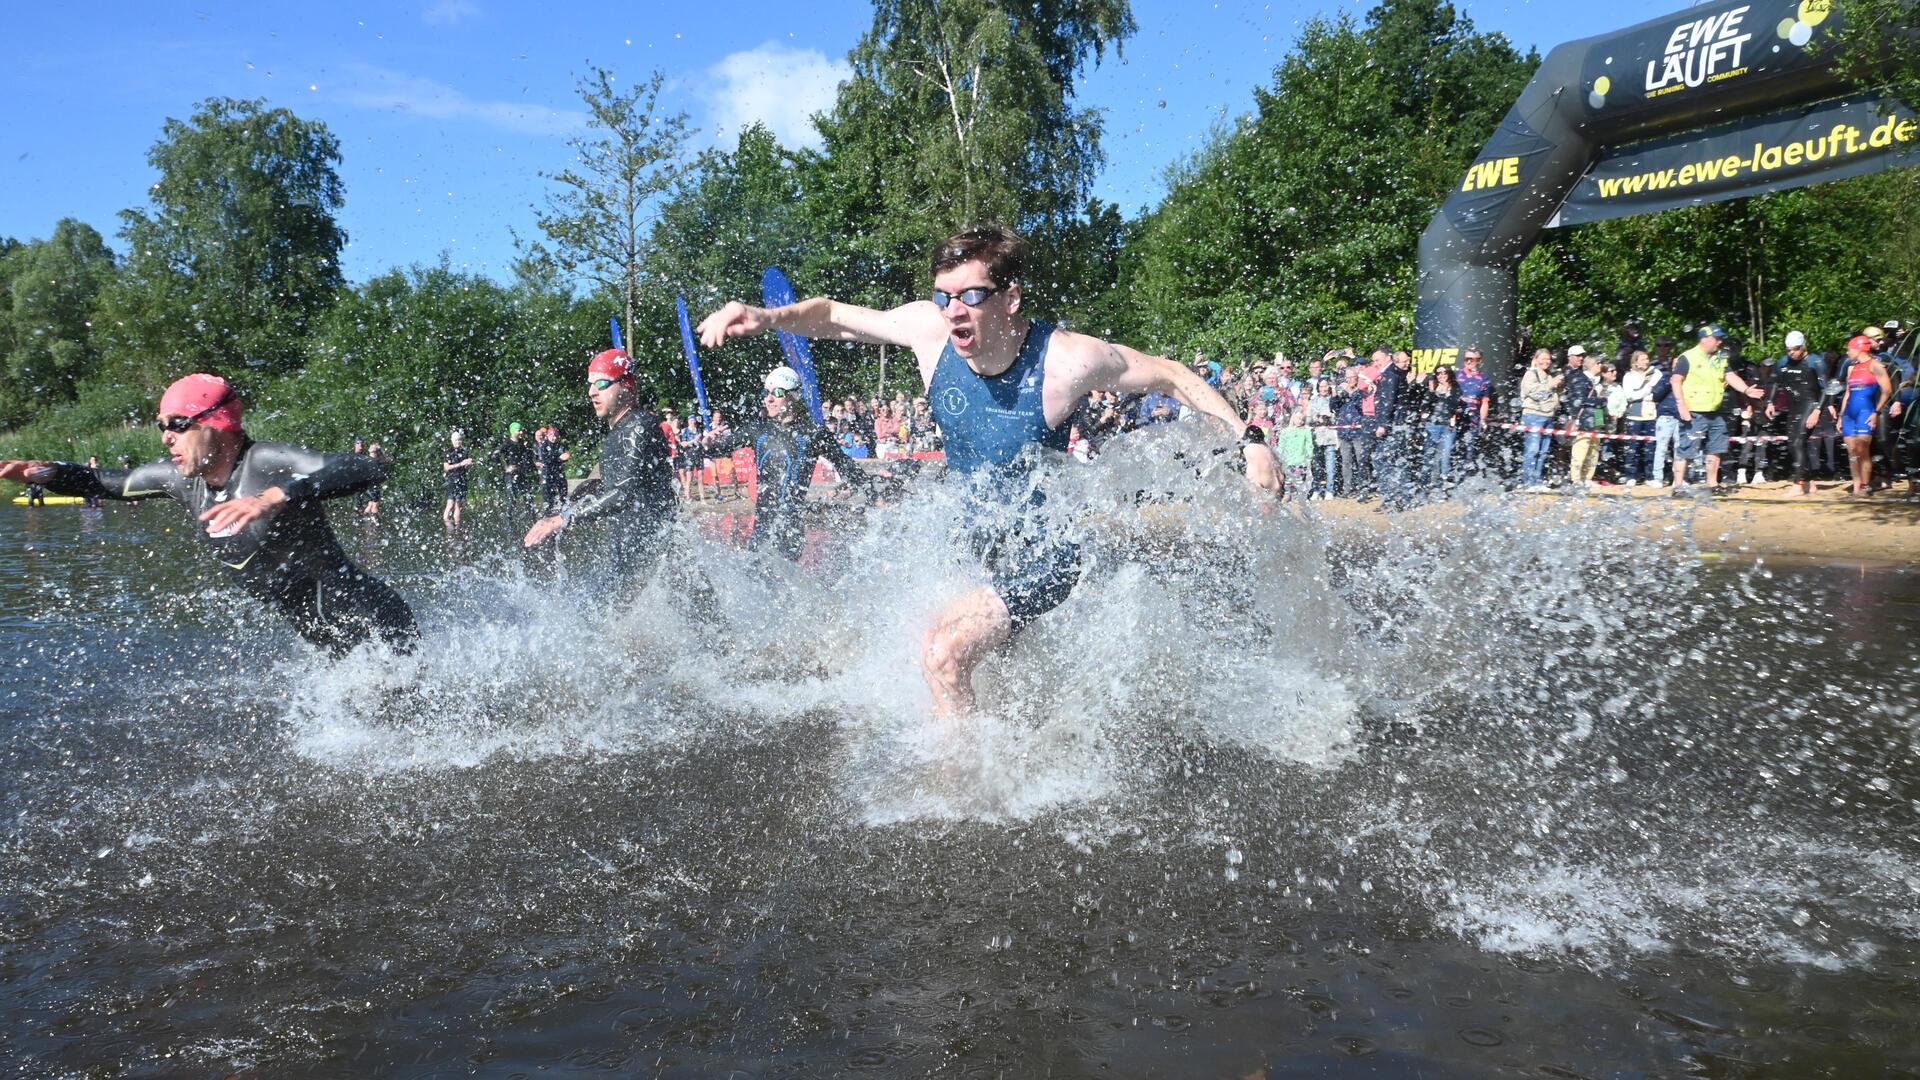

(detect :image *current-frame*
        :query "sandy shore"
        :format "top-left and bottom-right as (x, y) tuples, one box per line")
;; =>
(1310, 480), (1920, 565)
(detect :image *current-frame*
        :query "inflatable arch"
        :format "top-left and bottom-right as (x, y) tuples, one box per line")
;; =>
(1412, 0), (1919, 378)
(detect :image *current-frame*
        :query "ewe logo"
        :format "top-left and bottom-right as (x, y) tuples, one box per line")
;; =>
(940, 386), (969, 417)
(1643, 5), (1755, 98)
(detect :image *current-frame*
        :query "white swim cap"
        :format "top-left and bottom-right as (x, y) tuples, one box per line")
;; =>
(763, 366), (803, 393)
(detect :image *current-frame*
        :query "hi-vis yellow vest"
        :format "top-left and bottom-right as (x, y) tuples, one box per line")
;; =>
(1679, 345), (1727, 413)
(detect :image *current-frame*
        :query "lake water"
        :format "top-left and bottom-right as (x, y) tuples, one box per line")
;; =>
(3, 463), (1917, 1077)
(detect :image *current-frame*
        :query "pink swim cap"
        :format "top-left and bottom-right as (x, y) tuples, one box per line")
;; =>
(158, 374), (243, 432)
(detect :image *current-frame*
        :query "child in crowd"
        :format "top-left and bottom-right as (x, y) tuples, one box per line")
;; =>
(1275, 409), (1315, 502)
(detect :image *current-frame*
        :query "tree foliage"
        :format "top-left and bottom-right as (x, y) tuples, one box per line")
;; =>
(800, 0), (1135, 314)
(1117, 0), (1535, 359)
(0, 220), (116, 426)
(530, 68), (695, 344)
(99, 98), (345, 384)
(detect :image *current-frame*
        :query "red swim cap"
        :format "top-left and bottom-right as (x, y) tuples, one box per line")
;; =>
(158, 373), (243, 432)
(1848, 334), (1876, 355)
(589, 348), (632, 382)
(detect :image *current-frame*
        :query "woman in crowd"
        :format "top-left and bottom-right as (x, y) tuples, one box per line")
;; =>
(873, 401), (901, 460)
(1839, 333), (1893, 497)
(1420, 366), (1463, 495)
(1306, 377), (1340, 498)
(1618, 350), (1660, 486)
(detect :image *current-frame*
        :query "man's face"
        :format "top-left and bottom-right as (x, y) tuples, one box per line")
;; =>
(587, 378), (628, 419)
(1463, 353), (1481, 372)
(1308, 360), (1322, 378)
(1392, 351), (1411, 370)
(1699, 335), (1721, 356)
(158, 415), (218, 477)
(1787, 345), (1807, 364)
(764, 389), (792, 419)
(1370, 350), (1389, 367)
(934, 259), (1021, 360)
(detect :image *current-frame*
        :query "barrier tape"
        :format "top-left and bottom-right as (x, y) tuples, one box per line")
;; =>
(1305, 421), (1790, 444)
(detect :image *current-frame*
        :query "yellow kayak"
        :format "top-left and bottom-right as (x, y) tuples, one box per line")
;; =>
(11, 495), (90, 506)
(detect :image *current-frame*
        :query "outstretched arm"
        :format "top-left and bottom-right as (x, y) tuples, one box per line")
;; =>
(697, 296), (946, 352)
(4, 459), (177, 501)
(1067, 337), (1247, 439)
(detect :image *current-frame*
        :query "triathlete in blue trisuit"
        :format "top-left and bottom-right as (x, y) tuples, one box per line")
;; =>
(699, 224), (1276, 721)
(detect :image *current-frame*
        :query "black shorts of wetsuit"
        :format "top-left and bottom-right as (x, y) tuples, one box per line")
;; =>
(984, 536), (1084, 630)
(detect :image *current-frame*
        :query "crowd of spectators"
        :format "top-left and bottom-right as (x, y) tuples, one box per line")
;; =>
(1067, 321), (1917, 506)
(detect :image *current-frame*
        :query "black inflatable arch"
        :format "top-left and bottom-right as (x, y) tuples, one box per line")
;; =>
(1412, 0), (1918, 379)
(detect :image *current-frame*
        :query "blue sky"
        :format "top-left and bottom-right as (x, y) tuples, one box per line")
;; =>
(1, 0), (1677, 282)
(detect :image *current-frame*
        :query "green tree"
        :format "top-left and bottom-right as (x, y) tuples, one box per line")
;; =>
(801, 0), (1135, 315)
(0, 219), (117, 423)
(639, 124), (809, 405)
(1121, 0), (1535, 358)
(530, 67), (695, 346)
(98, 98), (345, 386)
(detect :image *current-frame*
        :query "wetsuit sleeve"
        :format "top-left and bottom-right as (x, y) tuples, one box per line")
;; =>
(42, 460), (179, 501)
(248, 444), (388, 504)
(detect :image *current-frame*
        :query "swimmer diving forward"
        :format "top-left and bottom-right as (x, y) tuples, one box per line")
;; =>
(699, 225), (1279, 721)
(0, 374), (416, 656)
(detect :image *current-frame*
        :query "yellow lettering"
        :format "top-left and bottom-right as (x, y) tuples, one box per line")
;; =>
(1897, 119), (1917, 143)
(1870, 115), (1896, 148)
(1784, 141), (1804, 166)
(1680, 163), (1698, 184)
(1500, 156), (1520, 185)
(1721, 153), (1743, 178)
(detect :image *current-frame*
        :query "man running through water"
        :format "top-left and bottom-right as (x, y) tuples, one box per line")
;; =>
(523, 348), (678, 579)
(703, 365), (884, 560)
(0, 374), (416, 656)
(698, 224), (1269, 720)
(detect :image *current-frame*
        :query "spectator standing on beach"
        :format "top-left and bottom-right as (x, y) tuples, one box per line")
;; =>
(1518, 348), (1563, 491)
(1619, 350), (1660, 486)
(1455, 348), (1491, 478)
(1275, 409), (1314, 502)
(1420, 366), (1463, 496)
(1371, 350), (1416, 510)
(1307, 378), (1339, 498)
(1564, 350), (1604, 490)
(1333, 370), (1370, 497)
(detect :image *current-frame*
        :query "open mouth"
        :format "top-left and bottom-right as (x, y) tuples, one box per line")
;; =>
(950, 325), (976, 350)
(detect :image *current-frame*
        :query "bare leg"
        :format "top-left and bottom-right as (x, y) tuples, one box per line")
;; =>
(1704, 453), (1721, 488)
(919, 586), (1014, 724)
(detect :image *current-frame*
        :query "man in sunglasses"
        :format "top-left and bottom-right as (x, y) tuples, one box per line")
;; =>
(522, 348), (678, 579)
(0, 373), (415, 656)
(697, 224), (1267, 722)
(700, 365), (884, 560)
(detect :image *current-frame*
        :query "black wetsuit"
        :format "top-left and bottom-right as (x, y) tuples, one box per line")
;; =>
(44, 441), (416, 655)
(536, 438), (569, 513)
(566, 407), (677, 578)
(708, 416), (873, 560)
(497, 436), (536, 507)
(1774, 359), (1821, 482)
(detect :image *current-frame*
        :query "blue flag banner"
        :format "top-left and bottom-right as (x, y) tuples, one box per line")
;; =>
(760, 267), (825, 424)
(676, 297), (710, 420)
(609, 317), (624, 352)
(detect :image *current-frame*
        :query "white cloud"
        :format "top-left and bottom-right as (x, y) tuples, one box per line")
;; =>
(704, 43), (847, 151)
(332, 64), (585, 136)
(422, 0), (481, 26)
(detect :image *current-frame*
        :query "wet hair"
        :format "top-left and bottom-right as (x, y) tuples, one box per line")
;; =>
(932, 224), (1028, 286)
